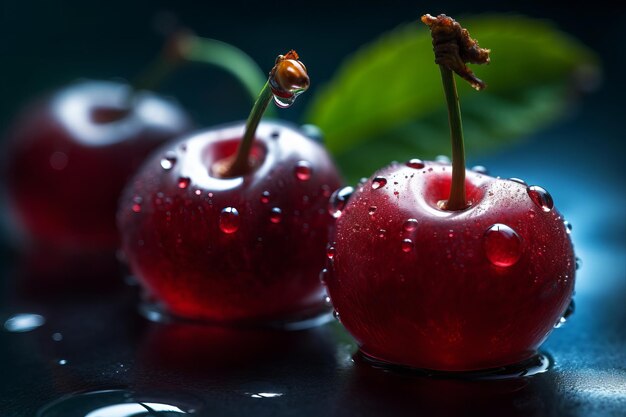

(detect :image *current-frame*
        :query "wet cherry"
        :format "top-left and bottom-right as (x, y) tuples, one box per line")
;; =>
(4, 80), (191, 249)
(118, 51), (341, 324)
(324, 15), (576, 371)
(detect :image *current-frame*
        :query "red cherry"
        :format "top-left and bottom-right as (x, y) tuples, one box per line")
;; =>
(118, 121), (341, 323)
(325, 161), (575, 371)
(325, 15), (576, 371)
(4, 80), (192, 249)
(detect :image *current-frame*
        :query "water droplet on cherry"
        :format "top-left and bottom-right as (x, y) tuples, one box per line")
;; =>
(555, 299), (575, 328)
(219, 207), (240, 234)
(160, 152), (177, 170)
(435, 155), (450, 163)
(49, 151), (68, 171)
(527, 186), (554, 212)
(319, 268), (329, 284)
(509, 178), (527, 185)
(471, 165), (488, 174)
(328, 186), (354, 219)
(261, 191), (270, 204)
(326, 244), (336, 260)
(484, 224), (523, 267)
(403, 219), (418, 232)
(368, 206), (377, 216)
(564, 220), (573, 234)
(269, 207), (282, 224)
(406, 159), (425, 169)
(294, 160), (312, 181)
(401, 239), (414, 253)
(300, 124), (324, 143)
(177, 177), (190, 189)
(371, 177), (387, 190)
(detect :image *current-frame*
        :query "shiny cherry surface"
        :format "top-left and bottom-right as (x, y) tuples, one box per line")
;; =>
(4, 80), (192, 249)
(325, 161), (575, 371)
(118, 121), (341, 323)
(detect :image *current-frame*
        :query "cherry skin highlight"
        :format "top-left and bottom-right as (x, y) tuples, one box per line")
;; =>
(324, 160), (575, 371)
(4, 80), (192, 249)
(118, 121), (341, 324)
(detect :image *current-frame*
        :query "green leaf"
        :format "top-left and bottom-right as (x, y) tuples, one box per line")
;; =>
(304, 15), (600, 183)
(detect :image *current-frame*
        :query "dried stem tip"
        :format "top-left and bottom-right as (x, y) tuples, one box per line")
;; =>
(421, 14), (490, 90)
(269, 50), (310, 99)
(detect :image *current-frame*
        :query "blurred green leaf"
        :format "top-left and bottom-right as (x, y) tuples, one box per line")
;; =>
(304, 15), (600, 183)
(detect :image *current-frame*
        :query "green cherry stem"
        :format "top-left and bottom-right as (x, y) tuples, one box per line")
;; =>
(132, 34), (267, 107)
(216, 50), (310, 178)
(182, 36), (268, 105)
(225, 81), (273, 176)
(439, 65), (467, 210)
(422, 13), (490, 211)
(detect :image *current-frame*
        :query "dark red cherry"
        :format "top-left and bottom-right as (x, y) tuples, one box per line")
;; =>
(3, 80), (192, 249)
(118, 121), (341, 323)
(325, 161), (575, 371)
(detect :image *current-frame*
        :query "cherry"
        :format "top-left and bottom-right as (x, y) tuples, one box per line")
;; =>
(324, 15), (576, 371)
(118, 51), (342, 324)
(3, 34), (266, 252)
(4, 80), (192, 249)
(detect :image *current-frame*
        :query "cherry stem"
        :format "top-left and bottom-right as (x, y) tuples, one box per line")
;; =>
(131, 35), (267, 107)
(181, 37), (268, 107)
(223, 81), (273, 176)
(439, 65), (467, 210)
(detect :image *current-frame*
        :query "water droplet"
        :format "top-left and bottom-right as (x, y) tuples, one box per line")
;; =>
(294, 160), (312, 181)
(484, 224), (523, 267)
(333, 310), (341, 321)
(194, 189), (202, 196)
(371, 176), (387, 190)
(406, 159), (425, 169)
(301, 124), (324, 143)
(321, 184), (332, 198)
(319, 268), (328, 284)
(269, 207), (282, 224)
(131, 196), (142, 213)
(527, 185), (554, 212)
(261, 191), (271, 204)
(219, 207), (240, 234)
(564, 220), (573, 234)
(49, 151), (69, 171)
(401, 239), (414, 253)
(328, 186), (354, 218)
(52, 332), (63, 341)
(403, 219), (418, 232)
(36, 389), (195, 417)
(378, 229), (387, 238)
(368, 206), (377, 216)
(471, 165), (488, 174)
(326, 244), (336, 260)
(177, 177), (191, 189)
(509, 178), (527, 185)
(435, 155), (451, 163)
(555, 299), (575, 328)
(270, 130), (280, 139)
(273, 94), (296, 108)
(576, 257), (582, 270)
(160, 152), (177, 170)
(58, 359), (67, 365)
(4, 314), (45, 332)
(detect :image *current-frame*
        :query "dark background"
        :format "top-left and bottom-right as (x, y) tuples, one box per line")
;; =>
(1, 1), (625, 416)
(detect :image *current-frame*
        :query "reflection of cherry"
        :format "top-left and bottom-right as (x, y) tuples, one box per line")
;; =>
(119, 51), (341, 324)
(324, 15), (575, 371)
(4, 80), (191, 249)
